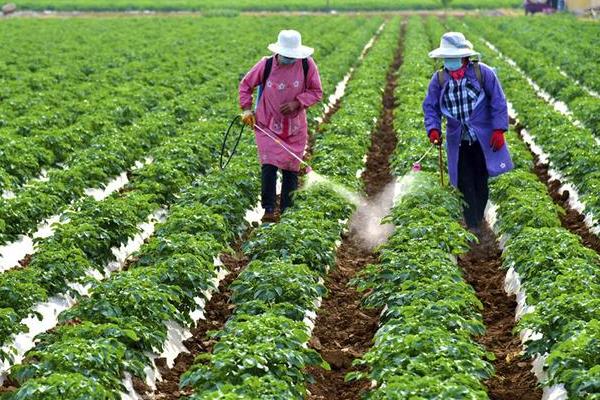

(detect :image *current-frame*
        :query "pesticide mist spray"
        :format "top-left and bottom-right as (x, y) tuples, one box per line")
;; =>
(303, 170), (419, 251)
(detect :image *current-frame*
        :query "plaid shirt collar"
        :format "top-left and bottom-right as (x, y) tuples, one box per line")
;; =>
(442, 76), (481, 142)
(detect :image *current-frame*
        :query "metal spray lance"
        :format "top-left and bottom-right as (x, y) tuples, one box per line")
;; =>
(253, 123), (313, 173)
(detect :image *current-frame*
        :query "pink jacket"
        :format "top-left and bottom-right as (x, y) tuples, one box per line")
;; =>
(239, 56), (323, 172)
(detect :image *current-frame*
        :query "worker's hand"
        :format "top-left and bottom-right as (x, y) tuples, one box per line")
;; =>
(490, 129), (505, 152)
(429, 129), (443, 146)
(280, 100), (301, 115)
(241, 109), (255, 127)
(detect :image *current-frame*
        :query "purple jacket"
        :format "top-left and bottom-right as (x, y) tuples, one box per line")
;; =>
(423, 62), (513, 187)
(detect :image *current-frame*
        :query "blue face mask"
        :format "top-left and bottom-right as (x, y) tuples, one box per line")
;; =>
(279, 55), (296, 65)
(444, 58), (463, 71)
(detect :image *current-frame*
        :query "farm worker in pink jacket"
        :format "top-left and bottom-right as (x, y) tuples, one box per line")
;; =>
(239, 30), (323, 223)
(423, 32), (513, 235)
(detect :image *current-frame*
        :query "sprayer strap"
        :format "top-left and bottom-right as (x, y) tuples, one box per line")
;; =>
(262, 57), (273, 89)
(474, 61), (483, 86)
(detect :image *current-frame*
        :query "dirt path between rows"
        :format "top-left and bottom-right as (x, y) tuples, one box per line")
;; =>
(143, 232), (249, 399)
(513, 121), (600, 255)
(458, 120), (600, 400)
(459, 224), (542, 400)
(143, 29), (383, 400)
(455, 95), (600, 400)
(306, 21), (404, 400)
(440, 68), (599, 400)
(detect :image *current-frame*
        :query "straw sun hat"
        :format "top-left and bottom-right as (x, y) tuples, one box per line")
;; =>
(428, 32), (480, 59)
(268, 30), (314, 59)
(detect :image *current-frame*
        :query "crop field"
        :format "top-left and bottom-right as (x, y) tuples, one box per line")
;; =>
(10, 0), (523, 12)
(0, 9), (598, 400)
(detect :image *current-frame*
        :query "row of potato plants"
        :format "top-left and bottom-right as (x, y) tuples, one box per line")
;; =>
(446, 18), (600, 235)
(0, 145), (261, 399)
(0, 123), (221, 364)
(0, 16), (377, 242)
(488, 127), (600, 399)
(0, 17), (240, 191)
(0, 15), (384, 363)
(463, 17), (599, 137)
(436, 17), (599, 398)
(482, 16), (599, 94)
(178, 18), (402, 399)
(0, 112), (179, 244)
(304, 18), (384, 126)
(348, 17), (494, 399)
(0, 17), (251, 127)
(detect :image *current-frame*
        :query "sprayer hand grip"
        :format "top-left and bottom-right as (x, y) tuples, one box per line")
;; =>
(241, 110), (256, 127)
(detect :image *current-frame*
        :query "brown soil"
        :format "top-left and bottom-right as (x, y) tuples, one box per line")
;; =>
(361, 21), (404, 197)
(143, 240), (249, 400)
(0, 374), (18, 393)
(306, 240), (380, 400)
(535, 162), (600, 253)
(511, 123), (600, 254)
(0, 386), (16, 395)
(316, 90), (344, 130)
(459, 224), (542, 400)
(306, 21), (404, 400)
(17, 254), (32, 268)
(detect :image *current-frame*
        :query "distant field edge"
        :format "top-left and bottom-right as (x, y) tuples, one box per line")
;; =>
(1, 8), (523, 19)
(5, 1), (522, 15)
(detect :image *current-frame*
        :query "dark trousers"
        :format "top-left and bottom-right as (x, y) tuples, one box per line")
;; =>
(261, 164), (298, 213)
(457, 141), (489, 229)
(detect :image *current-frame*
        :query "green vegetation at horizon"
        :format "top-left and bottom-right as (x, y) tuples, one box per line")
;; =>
(14, 0), (521, 12)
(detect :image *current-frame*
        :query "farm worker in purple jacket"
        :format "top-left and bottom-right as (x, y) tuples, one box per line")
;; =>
(423, 32), (513, 233)
(239, 30), (323, 223)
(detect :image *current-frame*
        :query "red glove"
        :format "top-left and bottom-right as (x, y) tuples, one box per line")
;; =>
(490, 130), (505, 152)
(429, 129), (442, 145)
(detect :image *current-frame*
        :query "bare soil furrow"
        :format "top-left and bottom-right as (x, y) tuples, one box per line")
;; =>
(459, 224), (542, 400)
(306, 21), (404, 400)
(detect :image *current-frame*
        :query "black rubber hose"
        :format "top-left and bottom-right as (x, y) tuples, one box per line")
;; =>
(220, 115), (245, 170)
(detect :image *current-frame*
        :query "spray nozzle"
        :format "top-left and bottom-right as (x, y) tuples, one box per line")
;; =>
(412, 162), (422, 172)
(305, 165), (313, 174)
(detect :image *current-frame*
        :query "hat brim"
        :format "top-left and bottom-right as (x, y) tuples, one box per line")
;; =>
(268, 43), (314, 59)
(428, 47), (479, 59)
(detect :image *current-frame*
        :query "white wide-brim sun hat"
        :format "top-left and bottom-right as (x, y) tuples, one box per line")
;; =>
(268, 30), (314, 59)
(428, 32), (480, 59)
